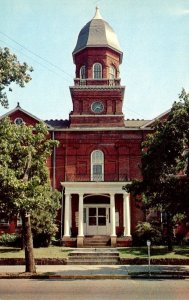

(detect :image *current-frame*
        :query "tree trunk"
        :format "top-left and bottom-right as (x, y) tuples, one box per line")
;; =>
(167, 214), (173, 252)
(21, 212), (36, 273)
(21, 152), (36, 273)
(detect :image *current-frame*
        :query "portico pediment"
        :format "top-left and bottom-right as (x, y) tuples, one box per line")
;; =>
(61, 181), (130, 195)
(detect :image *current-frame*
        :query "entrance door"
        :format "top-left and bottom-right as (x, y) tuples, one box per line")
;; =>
(86, 206), (110, 235)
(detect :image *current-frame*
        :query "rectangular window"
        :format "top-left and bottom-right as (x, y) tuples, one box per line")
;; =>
(93, 165), (103, 181)
(93, 164), (102, 174)
(17, 215), (22, 226)
(0, 216), (9, 226)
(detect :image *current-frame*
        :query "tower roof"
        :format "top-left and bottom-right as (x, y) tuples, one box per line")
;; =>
(73, 7), (122, 59)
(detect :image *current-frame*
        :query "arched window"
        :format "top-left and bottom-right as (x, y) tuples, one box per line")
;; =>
(91, 150), (104, 181)
(80, 65), (86, 79)
(93, 63), (102, 79)
(109, 65), (116, 79)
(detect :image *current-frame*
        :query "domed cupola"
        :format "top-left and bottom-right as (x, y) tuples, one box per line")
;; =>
(73, 7), (123, 62)
(70, 7), (125, 128)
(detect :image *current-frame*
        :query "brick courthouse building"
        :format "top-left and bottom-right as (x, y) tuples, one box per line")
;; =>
(0, 8), (160, 247)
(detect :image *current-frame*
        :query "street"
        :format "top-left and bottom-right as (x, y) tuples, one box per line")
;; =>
(0, 279), (189, 300)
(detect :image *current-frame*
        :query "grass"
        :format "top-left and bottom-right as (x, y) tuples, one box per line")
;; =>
(0, 245), (188, 259)
(118, 246), (189, 259)
(0, 246), (70, 259)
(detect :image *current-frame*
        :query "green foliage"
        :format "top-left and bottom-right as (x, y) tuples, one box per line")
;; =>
(0, 117), (61, 269)
(134, 222), (162, 246)
(0, 117), (59, 215)
(0, 47), (33, 108)
(31, 190), (61, 247)
(173, 213), (187, 225)
(124, 89), (189, 217)
(0, 233), (21, 246)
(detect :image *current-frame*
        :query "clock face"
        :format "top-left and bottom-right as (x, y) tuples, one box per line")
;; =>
(91, 101), (104, 113)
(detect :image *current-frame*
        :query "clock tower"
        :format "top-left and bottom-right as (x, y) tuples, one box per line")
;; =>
(69, 7), (125, 127)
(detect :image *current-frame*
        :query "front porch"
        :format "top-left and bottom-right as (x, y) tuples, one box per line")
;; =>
(61, 182), (132, 247)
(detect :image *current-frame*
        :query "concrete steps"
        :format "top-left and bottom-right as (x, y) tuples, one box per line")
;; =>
(83, 236), (110, 248)
(67, 249), (120, 265)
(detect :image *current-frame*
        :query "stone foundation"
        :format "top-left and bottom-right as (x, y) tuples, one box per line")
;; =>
(77, 236), (84, 247)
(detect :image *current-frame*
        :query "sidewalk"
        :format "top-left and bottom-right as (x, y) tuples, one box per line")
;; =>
(0, 265), (189, 279)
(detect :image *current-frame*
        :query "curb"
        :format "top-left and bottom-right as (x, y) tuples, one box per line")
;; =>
(48, 275), (130, 280)
(0, 273), (130, 280)
(1, 258), (189, 266)
(0, 273), (189, 280)
(129, 274), (189, 280)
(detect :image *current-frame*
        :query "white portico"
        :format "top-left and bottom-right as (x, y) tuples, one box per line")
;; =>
(61, 181), (131, 247)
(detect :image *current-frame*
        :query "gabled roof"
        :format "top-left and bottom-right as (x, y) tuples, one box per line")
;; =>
(141, 109), (171, 128)
(0, 103), (53, 130)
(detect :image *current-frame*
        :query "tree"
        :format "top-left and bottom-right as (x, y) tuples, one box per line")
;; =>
(123, 89), (189, 250)
(0, 47), (33, 108)
(31, 189), (60, 248)
(0, 118), (61, 272)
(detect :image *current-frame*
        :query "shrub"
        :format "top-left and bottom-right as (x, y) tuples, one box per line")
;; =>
(183, 235), (189, 245)
(33, 233), (51, 248)
(0, 233), (21, 246)
(30, 189), (61, 248)
(133, 221), (162, 246)
(31, 210), (59, 248)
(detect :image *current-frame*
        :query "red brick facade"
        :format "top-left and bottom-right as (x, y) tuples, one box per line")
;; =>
(0, 8), (156, 247)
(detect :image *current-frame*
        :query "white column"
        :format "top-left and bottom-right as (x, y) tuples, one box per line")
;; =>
(70, 195), (72, 229)
(110, 193), (116, 236)
(78, 193), (84, 236)
(64, 193), (70, 237)
(123, 193), (131, 236)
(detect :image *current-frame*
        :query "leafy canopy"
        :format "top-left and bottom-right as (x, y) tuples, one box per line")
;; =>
(0, 117), (60, 215)
(0, 47), (33, 108)
(124, 89), (189, 216)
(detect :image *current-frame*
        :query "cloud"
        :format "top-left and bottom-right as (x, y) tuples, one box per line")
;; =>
(172, 7), (189, 16)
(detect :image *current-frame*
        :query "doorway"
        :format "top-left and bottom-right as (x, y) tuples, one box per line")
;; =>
(84, 205), (110, 235)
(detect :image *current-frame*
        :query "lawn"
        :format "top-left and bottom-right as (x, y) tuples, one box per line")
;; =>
(118, 246), (189, 259)
(0, 246), (70, 259)
(0, 245), (189, 259)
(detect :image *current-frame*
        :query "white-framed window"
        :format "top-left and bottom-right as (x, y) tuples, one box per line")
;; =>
(93, 63), (102, 79)
(14, 117), (24, 125)
(80, 65), (86, 79)
(17, 215), (22, 226)
(109, 65), (116, 79)
(91, 150), (104, 181)
(0, 215), (9, 226)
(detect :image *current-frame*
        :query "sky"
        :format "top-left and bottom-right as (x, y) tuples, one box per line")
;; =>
(0, 0), (189, 121)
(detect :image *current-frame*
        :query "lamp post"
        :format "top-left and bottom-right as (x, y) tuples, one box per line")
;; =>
(147, 240), (151, 276)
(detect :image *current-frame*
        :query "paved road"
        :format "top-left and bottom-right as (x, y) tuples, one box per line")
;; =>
(0, 279), (189, 300)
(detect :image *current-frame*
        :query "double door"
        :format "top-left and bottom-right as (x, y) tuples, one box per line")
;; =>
(84, 205), (110, 235)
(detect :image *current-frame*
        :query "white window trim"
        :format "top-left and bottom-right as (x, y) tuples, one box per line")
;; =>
(109, 65), (116, 79)
(80, 65), (86, 79)
(91, 150), (104, 181)
(17, 215), (22, 226)
(0, 217), (9, 226)
(93, 63), (102, 79)
(14, 117), (25, 125)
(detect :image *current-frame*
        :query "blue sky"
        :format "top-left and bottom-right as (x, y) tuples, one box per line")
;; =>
(0, 0), (189, 121)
